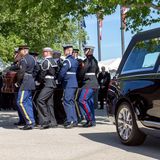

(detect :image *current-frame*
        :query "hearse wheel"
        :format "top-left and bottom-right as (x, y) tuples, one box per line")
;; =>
(116, 102), (146, 146)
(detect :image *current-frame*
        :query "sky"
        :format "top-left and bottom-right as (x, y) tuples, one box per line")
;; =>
(85, 6), (160, 61)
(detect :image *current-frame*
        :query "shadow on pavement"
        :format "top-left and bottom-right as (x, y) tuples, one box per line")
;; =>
(80, 132), (160, 159)
(0, 111), (18, 129)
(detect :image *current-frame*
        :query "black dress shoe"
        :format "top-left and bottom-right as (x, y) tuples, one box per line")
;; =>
(20, 124), (34, 130)
(92, 121), (96, 127)
(73, 122), (78, 127)
(78, 118), (83, 123)
(64, 122), (74, 129)
(40, 124), (50, 129)
(49, 124), (58, 128)
(14, 122), (25, 126)
(40, 121), (51, 129)
(64, 121), (68, 127)
(82, 121), (93, 127)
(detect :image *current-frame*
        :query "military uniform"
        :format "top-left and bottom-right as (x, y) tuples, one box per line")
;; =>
(73, 49), (83, 122)
(58, 46), (78, 128)
(29, 52), (41, 125)
(12, 48), (26, 125)
(79, 46), (99, 127)
(16, 46), (36, 130)
(53, 51), (66, 124)
(37, 48), (58, 128)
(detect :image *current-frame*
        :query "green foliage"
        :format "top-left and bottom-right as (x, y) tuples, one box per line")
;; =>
(0, 34), (24, 62)
(0, 0), (87, 62)
(0, 0), (159, 62)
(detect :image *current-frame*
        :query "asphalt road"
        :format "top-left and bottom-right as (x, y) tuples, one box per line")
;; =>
(0, 110), (159, 160)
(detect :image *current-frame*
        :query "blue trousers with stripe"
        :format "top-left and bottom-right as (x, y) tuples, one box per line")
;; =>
(63, 88), (77, 123)
(14, 93), (25, 123)
(79, 88), (95, 123)
(17, 90), (35, 125)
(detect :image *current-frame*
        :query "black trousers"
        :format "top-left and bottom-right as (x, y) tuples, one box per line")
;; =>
(74, 88), (83, 119)
(37, 87), (57, 126)
(54, 87), (66, 124)
(99, 88), (108, 109)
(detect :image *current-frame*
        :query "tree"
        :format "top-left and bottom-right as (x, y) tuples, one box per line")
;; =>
(0, 0), (87, 62)
(0, 0), (159, 62)
(0, 34), (24, 62)
(119, 0), (160, 32)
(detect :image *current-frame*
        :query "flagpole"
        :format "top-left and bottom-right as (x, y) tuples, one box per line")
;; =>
(78, 20), (82, 52)
(120, 6), (125, 56)
(97, 14), (101, 61)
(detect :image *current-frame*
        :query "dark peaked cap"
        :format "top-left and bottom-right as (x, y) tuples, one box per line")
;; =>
(53, 50), (61, 55)
(73, 49), (79, 52)
(18, 45), (29, 50)
(29, 52), (39, 56)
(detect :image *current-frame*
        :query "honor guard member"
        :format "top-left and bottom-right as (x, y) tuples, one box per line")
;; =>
(11, 48), (26, 126)
(72, 49), (83, 122)
(29, 52), (41, 81)
(53, 50), (66, 124)
(37, 47), (58, 129)
(53, 50), (63, 65)
(79, 45), (99, 127)
(16, 45), (36, 130)
(58, 44), (78, 129)
(29, 52), (41, 125)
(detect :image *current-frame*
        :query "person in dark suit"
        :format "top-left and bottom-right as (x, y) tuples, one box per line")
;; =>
(98, 66), (111, 109)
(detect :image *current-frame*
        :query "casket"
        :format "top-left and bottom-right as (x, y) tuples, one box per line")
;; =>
(1, 71), (17, 93)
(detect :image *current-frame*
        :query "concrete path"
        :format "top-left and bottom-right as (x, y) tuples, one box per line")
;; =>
(0, 110), (159, 160)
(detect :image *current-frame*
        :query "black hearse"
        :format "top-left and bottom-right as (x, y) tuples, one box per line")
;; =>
(108, 28), (160, 146)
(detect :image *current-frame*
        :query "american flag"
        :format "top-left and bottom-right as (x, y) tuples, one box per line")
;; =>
(121, 7), (129, 30)
(99, 19), (103, 40)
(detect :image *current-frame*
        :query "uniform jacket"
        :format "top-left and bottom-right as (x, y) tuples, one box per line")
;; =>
(58, 55), (78, 88)
(17, 54), (36, 91)
(39, 56), (58, 88)
(33, 61), (41, 81)
(79, 55), (99, 89)
(76, 58), (84, 88)
(98, 72), (111, 89)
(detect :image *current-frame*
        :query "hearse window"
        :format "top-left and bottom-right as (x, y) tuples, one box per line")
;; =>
(122, 38), (160, 74)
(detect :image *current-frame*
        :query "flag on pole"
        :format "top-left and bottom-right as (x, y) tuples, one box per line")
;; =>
(121, 7), (129, 30)
(99, 19), (103, 40)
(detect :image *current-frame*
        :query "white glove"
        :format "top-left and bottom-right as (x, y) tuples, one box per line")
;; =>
(35, 81), (40, 86)
(55, 80), (60, 84)
(15, 83), (19, 88)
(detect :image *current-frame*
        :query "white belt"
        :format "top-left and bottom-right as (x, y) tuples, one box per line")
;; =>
(66, 72), (76, 75)
(85, 73), (95, 76)
(45, 75), (55, 79)
(25, 73), (32, 76)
